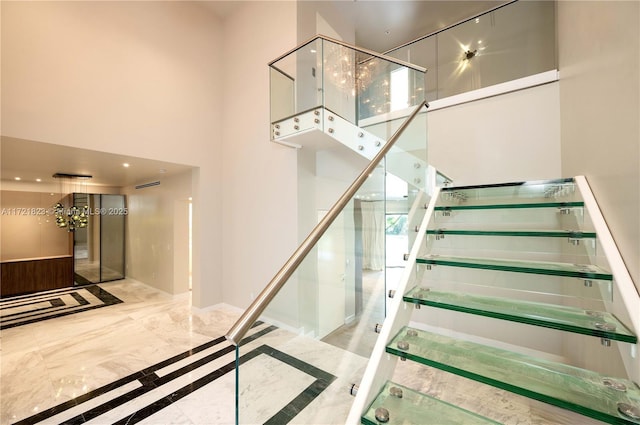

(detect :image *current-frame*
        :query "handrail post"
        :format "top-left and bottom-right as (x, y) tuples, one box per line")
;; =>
(225, 101), (427, 345)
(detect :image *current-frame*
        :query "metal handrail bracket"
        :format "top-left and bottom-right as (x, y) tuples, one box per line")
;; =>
(225, 101), (428, 345)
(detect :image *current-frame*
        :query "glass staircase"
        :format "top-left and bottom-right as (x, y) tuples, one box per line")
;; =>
(353, 177), (640, 425)
(226, 34), (640, 425)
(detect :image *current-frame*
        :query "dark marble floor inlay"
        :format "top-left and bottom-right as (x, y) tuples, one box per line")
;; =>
(0, 285), (123, 330)
(13, 321), (337, 425)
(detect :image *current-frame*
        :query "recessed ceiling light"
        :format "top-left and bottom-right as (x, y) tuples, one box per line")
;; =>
(14, 177), (21, 181)
(36, 178), (42, 182)
(159, 169), (167, 174)
(123, 163), (130, 168)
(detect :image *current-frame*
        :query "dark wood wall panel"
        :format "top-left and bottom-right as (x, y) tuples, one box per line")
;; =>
(1, 256), (74, 297)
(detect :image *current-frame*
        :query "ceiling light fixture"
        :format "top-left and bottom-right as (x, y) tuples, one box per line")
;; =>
(464, 49), (477, 61)
(123, 163), (130, 168)
(52, 173), (92, 231)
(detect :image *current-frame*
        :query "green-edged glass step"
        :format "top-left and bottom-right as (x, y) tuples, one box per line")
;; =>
(435, 201), (584, 212)
(417, 255), (613, 280)
(362, 381), (500, 425)
(403, 287), (636, 343)
(427, 229), (596, 238)
(387, 327), (640, 425)
(439, 178), (576, 199)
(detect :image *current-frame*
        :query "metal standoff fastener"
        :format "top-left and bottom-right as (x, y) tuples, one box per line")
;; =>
(414, 225), (420, 232)
(397, 340), (409, 350)
(584, 280), (593, 288)
(414, 178), (422, 184)
(414, 163), (421, 169)
(349, 383), (359, 396)
(602, 378), (627, 392)
(374, 407), (390, 423)
(314, 119), (320, 124)
(617, 403), (640, 420)
(595, 322), (616, 331)
(328, 128), (334, 133)
(414, 289), (427, 299)
(314, 110), (320, 116)
(374, 323), (382, 333)
(568, 238), (581, 246)
(389, 386), (403, 398)
(388, 289), (396, 299)
(294, 125), (299, 130)
(358, 132), (364, 137)
(328, 115), (334, 121)
(375, 141), (381, 147)
(275, 124), (280, 129)
(358, 145), (364, 151)
(406, 329), (418, 337)
(294, 117), (299, 122)
(601, 338), (612, 347)
(403, 253), (409, 261)
(586, 310), (604, 318)
(275, 131), (280, 136)
(425, 264), (432, 270)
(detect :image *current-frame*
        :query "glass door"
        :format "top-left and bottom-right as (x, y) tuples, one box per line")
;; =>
(73, 193), (125, 284)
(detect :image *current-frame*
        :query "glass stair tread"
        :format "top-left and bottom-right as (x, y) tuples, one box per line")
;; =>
(440, 178), (575, 193)
(416, 255), (613, 280)
(434, 201), (585, 211)
(362, 381), (500, 425)
(426, 229), (596, 238)
(387, 327), (640, 425)
(403, 287), (636, 343)
(438, 178), (576, 201)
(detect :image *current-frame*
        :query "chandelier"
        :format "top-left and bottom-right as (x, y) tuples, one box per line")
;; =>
(323, 43), (384, 96)
(52, 173), (92, 231)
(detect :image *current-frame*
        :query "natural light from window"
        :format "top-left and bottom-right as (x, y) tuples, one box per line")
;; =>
(390, 67), (409, 111)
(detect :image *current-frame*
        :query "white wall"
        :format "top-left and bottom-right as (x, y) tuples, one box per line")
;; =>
(1, 1), (223, 306)
(428, 82), (562, 185)
(558, 1), (640, 292)
(220, 1), (299, 310)
(123, 170), (192, 295)
(0, 191), (71, 261)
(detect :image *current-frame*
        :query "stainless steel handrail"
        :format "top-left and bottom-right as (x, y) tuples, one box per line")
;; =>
(268, 34), (427, 73)
(225, 100), (428, 345)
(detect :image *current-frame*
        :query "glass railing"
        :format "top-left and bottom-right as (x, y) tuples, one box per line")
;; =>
(384, 0), (556, 102)
(269, 35), (426, 132)
(228, 97), (427, 423)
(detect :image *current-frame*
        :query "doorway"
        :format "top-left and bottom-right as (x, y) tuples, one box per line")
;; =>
(73, 193), (126, 284)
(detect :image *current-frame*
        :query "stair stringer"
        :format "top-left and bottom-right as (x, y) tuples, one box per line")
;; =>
(576, 175), (640, 383)
(272, 107), (427, 190)
(345, 187), (441, 425)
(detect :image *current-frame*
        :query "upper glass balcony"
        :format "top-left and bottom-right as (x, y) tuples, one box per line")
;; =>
(384, 0), (556, 102)
(269, 35), (427, 133)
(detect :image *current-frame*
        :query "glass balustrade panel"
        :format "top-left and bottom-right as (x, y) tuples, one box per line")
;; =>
(270, 37), (427, 136)
(236, 167), (387, 424)
(270, 38), (323, 126)
(384, 1), (556, 101)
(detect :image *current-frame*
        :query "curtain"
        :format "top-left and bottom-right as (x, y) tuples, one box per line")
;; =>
(361, 201), (385, 271)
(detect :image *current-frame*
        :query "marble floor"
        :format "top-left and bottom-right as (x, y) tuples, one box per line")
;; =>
(0, 279), (367, 425)
(0, 278), (608, 425)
